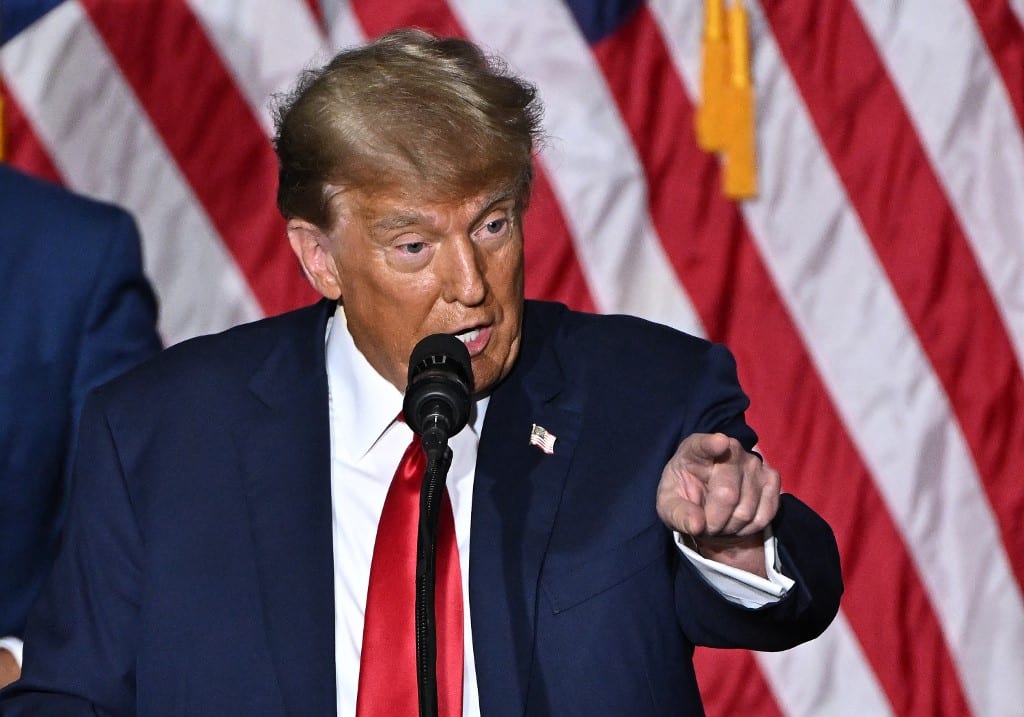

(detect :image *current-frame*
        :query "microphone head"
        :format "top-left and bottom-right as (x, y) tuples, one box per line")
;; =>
(402, 333), (473, 438)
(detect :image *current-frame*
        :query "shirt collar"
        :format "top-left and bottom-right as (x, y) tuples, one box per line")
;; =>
(325, 304), (489, 462)
(325, 305), (405, 461)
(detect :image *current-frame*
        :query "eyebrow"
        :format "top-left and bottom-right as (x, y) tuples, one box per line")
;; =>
(371, 187), (517, 234)
(373, 213), (424, 232)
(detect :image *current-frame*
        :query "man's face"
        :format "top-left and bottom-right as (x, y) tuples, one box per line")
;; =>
(310, 186), (525, 396)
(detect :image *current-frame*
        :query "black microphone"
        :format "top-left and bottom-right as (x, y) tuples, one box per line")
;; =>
(402, 333), (473, 461)
(403, 334), (473, 717)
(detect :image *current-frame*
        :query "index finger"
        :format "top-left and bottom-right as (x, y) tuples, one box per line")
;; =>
(680, 432), (734, 463)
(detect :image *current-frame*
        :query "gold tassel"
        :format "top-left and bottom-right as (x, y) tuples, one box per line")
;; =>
(696, 0), (728, 152)
(722, 0), (758, 199)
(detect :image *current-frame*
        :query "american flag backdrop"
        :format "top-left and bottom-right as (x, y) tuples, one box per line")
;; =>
(2, 1), (1023, 715)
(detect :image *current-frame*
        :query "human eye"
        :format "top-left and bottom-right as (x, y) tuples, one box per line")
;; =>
(485, 218), (507, 235)
(386, 232), (433, 269)
(474, 213), (512, 242)
(398, 240), (426, 255)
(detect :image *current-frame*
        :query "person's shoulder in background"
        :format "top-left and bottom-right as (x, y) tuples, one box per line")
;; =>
(0, 165), (162, 686)
(0, 164), (162, 398)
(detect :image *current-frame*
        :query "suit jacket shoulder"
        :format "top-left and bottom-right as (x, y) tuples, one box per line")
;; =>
(467, 301), (841, 716)
(517, 300), (757, 448)
(3, 300), (338, 717)
(95, 300), (331, 413)
(0, 167), (161, 637)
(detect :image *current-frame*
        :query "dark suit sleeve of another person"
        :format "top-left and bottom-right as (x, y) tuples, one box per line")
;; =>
(0, 389), (144, 717)
(0, 166), (161, 640)
(0, 304), (333, 717)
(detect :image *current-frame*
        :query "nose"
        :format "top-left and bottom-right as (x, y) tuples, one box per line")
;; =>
(440, 235), (487, 306)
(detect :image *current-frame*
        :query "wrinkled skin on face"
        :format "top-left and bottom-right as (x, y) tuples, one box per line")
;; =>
(287, 186), (525, 396)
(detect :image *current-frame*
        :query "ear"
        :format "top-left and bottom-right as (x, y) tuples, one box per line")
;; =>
(287, 219), (343, 300)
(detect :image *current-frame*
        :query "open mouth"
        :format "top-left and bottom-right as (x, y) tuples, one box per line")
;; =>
(455, 328), (481, 344)
(453, 325), (491, 356)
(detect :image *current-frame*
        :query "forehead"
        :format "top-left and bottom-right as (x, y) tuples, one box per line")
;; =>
(330, 183), (518, 232)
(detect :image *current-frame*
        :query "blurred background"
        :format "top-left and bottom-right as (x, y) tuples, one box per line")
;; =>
(2, 1), (1022, 715)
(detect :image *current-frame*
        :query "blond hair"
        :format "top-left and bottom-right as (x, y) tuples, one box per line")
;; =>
(273, 29), (544, 229)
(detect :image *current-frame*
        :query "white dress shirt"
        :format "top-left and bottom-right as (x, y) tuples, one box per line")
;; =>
(0, 637), (22, 668)
(324, 306), (791, 717)
(326, 309), (485, 717)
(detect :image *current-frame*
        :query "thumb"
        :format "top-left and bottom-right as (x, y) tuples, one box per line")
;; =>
(657, 488), (707, 536)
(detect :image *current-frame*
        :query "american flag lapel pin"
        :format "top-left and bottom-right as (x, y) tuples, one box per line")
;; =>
(529, 423), (557, 455)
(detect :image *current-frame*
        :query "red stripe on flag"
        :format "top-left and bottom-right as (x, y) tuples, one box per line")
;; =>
(352, 0), (463, 37)
(761, 0), (1024, 589)
(592, 8), (974, 716)
(585, 16), (782, 712)
(350, 0), (597, 313)
(694, 648), (784, 717)
(303, 0), (326, 33)
(522, 181), (598, 313)
(966, 0), (1024, 133)
(79, 0), (316, 317)
(1, 85), (65, 185)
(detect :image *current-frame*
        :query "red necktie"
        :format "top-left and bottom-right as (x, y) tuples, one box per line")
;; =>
(356, 430), (464, 717)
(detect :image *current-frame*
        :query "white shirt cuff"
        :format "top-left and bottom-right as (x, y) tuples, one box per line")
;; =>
(0, 636), (23, 668)
(675, 526), (795, 608)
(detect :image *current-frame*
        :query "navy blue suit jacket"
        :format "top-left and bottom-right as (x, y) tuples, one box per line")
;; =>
(0, 165), (161, 638)
(1, 299), (841, 716)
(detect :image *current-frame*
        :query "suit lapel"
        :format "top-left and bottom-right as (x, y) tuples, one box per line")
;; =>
(470, 303), (583, 717)
(229, 300), (579, 717)
(234, 301), (337, 717)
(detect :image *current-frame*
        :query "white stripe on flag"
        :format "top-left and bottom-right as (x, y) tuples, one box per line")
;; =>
(756, 615), (895, 717)
(851, 0), (1024, 366)
(1011, 0), (1024, 29)
(661, 2), (1024, 714)
(185, 0), (331, 136)
(449, 0), (705, 336)
(649, 1), (894, 712)
(324, 0), (367, 51)
(1, 1), (262, 344)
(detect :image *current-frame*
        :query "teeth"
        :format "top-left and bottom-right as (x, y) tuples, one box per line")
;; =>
(455, 328), (481, 344)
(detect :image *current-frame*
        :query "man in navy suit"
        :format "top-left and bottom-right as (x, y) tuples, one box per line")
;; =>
(0, 30), (841, 715)
(0, 164), (161, 688)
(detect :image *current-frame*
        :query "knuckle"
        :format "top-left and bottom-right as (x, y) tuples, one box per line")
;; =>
(731, 503), (756, 524)
(709, 482), (740, 506)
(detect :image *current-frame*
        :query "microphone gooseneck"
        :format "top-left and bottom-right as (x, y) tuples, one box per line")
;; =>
(401, 333), (473, 717)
